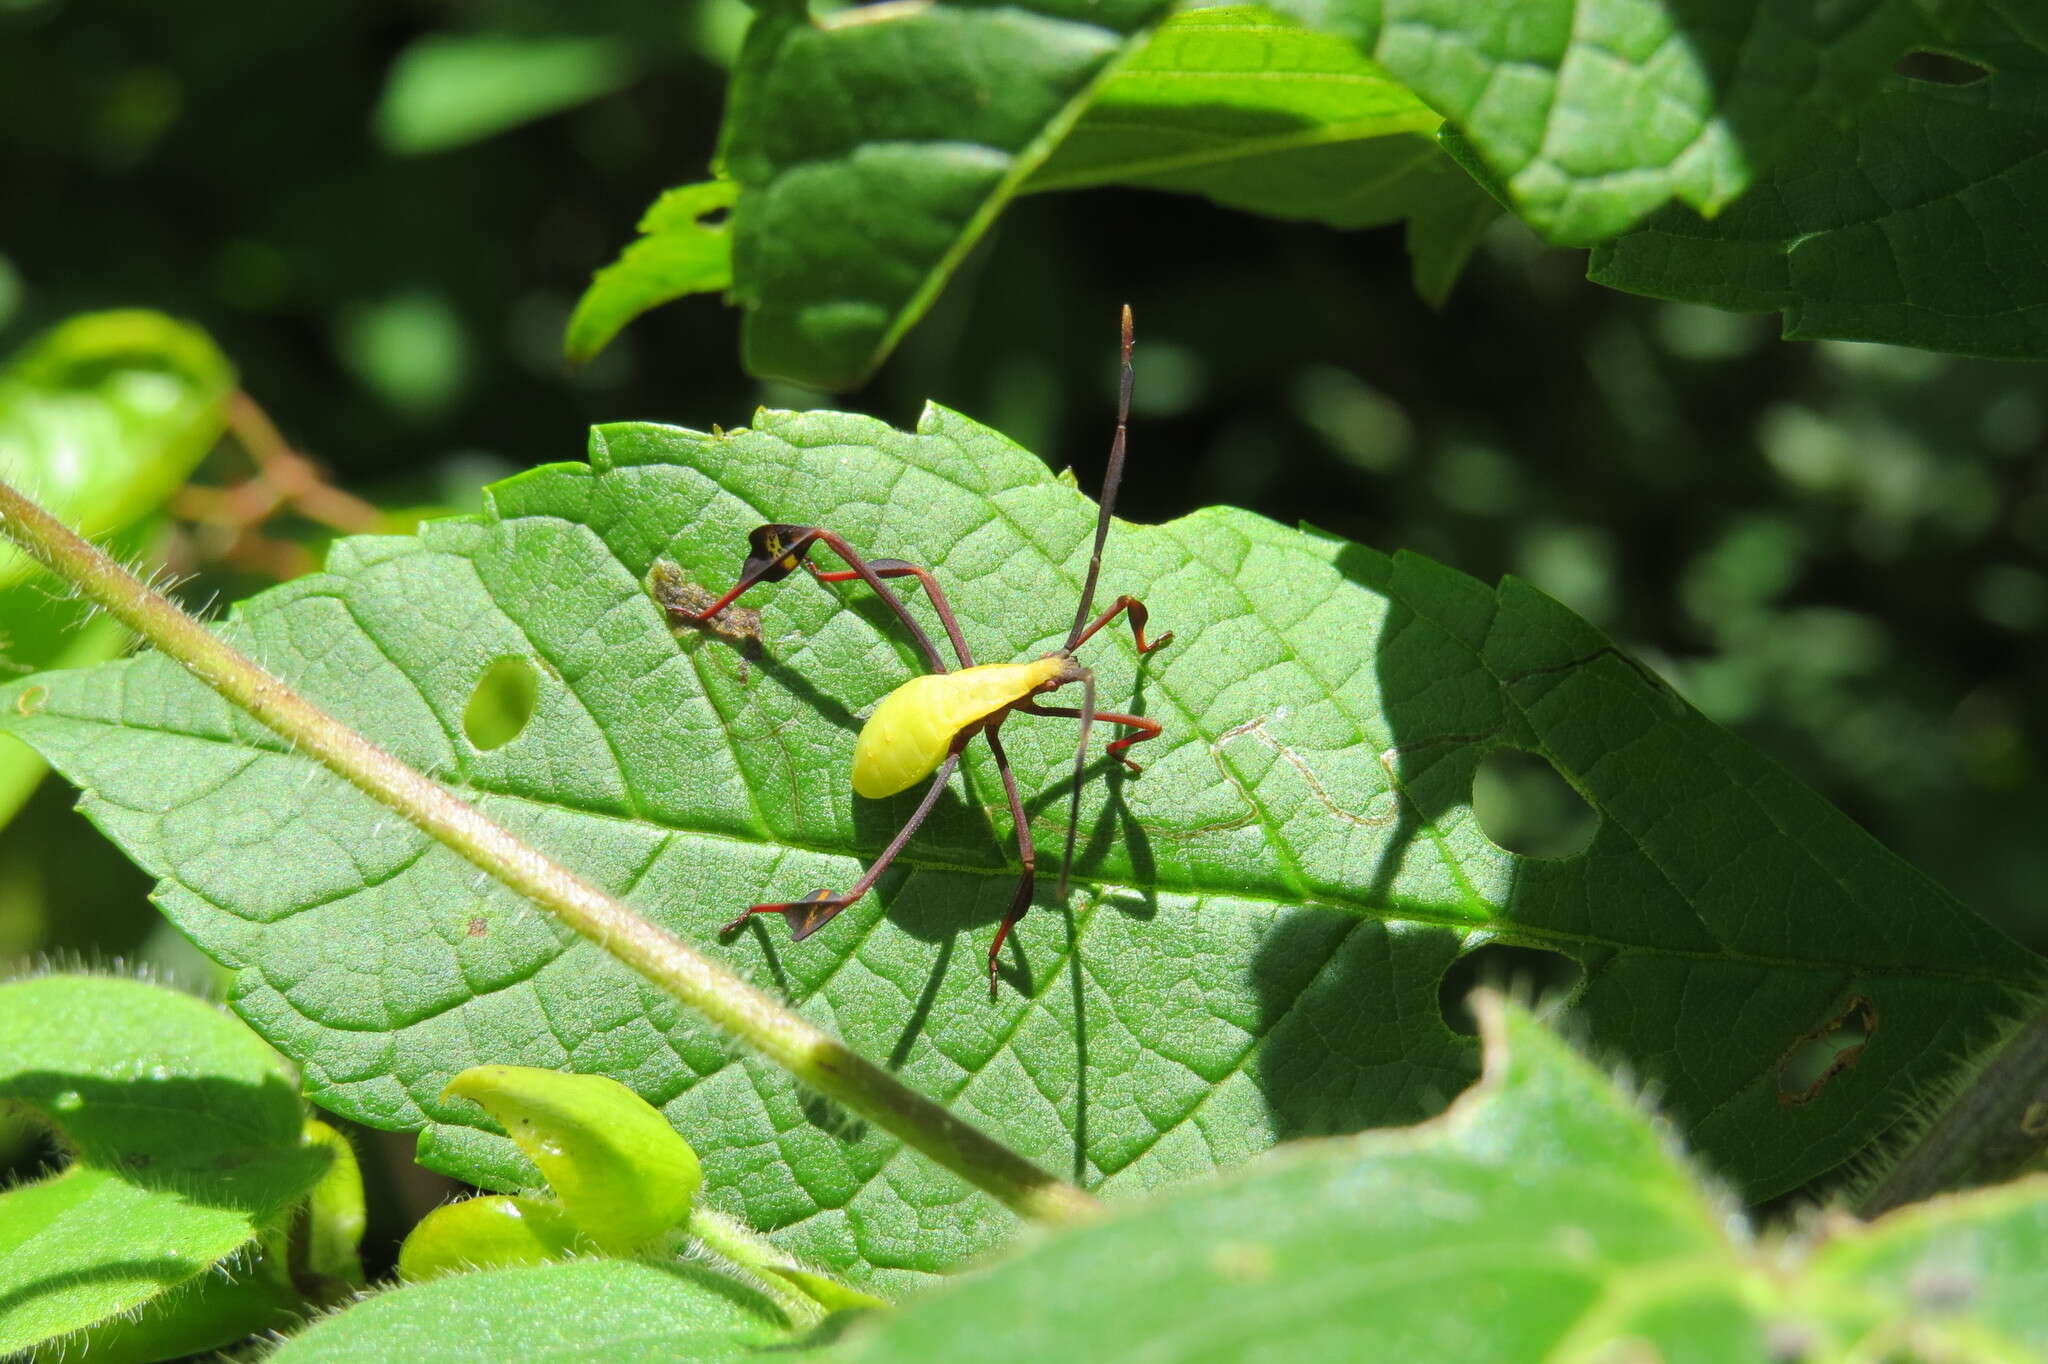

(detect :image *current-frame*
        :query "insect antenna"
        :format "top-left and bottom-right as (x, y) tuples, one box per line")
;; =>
(1064, 303), (1134, 653)
(1055, 304), (1133, 899)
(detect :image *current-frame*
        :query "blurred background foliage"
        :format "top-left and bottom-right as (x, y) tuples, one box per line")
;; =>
(1, 0), (2043, 987)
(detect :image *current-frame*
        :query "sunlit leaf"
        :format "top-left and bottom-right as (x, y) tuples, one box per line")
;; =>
(0, 975), (329, 1357)
(1026, 7), (1500, 306)
(1, 407), (2035, 1293)
(268, 1260), (789, 1362)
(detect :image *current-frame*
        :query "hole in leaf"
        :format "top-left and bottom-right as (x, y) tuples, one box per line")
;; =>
(1777, 996), (1876, 1104)
(1894, 49), (1989, 85)
(1472, 748), (1598, 859)
(695, 206), (731, 228)
(463, 656), (539, 751)
(1437, 943), (1584, 1036)
(14, 685), (45, 717)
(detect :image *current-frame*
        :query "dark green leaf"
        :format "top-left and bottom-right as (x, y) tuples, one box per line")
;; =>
(1, 409), (2035, 1291)
(1590, 5), (2048, 358)
(721, 0), (1180, 387)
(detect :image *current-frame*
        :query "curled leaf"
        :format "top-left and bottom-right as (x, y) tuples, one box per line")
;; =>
(442, 1065), (701, 1253)
(397, 1195), (584, 1282)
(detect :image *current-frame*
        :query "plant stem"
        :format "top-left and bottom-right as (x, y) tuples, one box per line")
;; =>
(1856, 1004), (2048, 1217)
(687, 1206), (887, 1321)
(0, 475), (1101, 1228)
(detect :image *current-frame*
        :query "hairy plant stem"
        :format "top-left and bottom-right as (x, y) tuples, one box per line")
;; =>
(1856, 1004), (2048, 1218)
(0, 475), (1100, 1227)
(687, 1206), (887, 1322)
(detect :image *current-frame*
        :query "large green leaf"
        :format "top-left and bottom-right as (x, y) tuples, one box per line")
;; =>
(1025, 6), (1501, 306)
(0, 408), (2035, 1292)
(1589, 4), (2048, 359)
(266, 1260), (790, 1363)
(721, 0), (1181, 386)
(1265, 0), (1933, 245)
(816, 998), (2048, 1362)
(0, 975), (329, 1357)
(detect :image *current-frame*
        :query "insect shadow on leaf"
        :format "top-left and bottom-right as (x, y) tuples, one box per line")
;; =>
(691, 306), (1174, 998)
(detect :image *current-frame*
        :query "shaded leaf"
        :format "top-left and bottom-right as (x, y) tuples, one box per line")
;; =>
(1589, 5), (2048, 358)
(721, 0), (1180, 386)
(1026, 6), (1500, 306)
(0, 975), (329, 1356)
(268, 1259), (789, 1362)
(0, 407), (2035, 1294)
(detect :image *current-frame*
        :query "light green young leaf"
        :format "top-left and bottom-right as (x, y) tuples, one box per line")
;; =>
(564, 181), (736, 367)
(375, 33), (637, 156)
(442, 1065), (702, 1252)
(0, 408), (2036, 1292)
(1025, 6), (1500, 306)
(1589, 6), (2048, 359)
(721, 0), (1180, 386)
(397, 1195), (585, 1282)
(0, 975), (330, 1356)
(1264, 0), (1934, 245)
(269, 1259), (790, 1362)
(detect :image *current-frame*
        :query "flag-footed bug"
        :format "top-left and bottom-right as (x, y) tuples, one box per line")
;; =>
(694, 306), (1172, 997)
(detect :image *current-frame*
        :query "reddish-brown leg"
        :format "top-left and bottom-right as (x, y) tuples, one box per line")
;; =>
(980, 724), (1036, 999)
(805, 557), (974, 669)
(1014, 701), (1164, 774)
(1070, 593), (1173, 656)
(721, 737), (968, 942)
(694, 527), (951, 673)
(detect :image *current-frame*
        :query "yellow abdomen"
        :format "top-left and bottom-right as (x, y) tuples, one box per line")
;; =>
(852, 659), (1065, 798)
